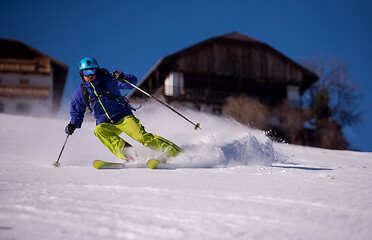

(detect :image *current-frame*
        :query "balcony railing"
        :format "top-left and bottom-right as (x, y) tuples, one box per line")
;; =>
(0, 58), (51, 74)
(0, 83), (50, 99)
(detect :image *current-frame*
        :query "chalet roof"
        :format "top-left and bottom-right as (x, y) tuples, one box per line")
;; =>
(138, 32), (318, 90)
(0, 38), (69, 71)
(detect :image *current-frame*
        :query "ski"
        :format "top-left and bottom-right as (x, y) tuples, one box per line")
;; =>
(93, 159), (176, 170)
(93, 160), (146, 169)
(146, 159), (176, 169)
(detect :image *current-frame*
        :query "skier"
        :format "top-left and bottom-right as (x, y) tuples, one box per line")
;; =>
(65, 57), (182, 162)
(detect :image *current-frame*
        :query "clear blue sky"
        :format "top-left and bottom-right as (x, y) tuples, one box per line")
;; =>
(1, 0), (371, 151)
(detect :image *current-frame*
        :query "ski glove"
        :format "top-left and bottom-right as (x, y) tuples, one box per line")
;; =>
(112, 70), (127, 82)
(65, 122), (76, 135)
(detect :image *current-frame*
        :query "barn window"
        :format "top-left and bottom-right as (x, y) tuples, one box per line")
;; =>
(164, 72), (184, 96)
(287, 85), (300, 107)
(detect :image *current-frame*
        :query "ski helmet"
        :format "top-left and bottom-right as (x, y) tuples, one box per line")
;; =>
(79, 57), (99, 70)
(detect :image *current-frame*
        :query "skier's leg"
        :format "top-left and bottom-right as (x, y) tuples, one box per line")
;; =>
(94, 122), (129, 160)
(118, 115), (182, 157)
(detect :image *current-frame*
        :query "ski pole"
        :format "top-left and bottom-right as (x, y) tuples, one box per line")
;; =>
(124, 79), (201, 130)
(53, 135), (69, 167)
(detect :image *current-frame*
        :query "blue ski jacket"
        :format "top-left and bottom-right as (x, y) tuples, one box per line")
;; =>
(69, 69), (137, 128)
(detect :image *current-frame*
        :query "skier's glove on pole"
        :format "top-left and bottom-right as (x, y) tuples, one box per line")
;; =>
(112, 70), (127, 82)
(65, 122), (76, 135)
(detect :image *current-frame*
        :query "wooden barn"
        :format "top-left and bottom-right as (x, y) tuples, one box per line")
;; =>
(130, 32), (318, 114)
(0, 38), (68, 115)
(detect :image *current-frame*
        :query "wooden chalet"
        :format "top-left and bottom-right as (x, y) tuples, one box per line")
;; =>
(0, 38), (68, 115)
(130, 32), (318, 114)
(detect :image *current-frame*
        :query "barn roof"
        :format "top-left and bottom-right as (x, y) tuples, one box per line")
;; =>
(139, 32), (259, 85)
(134, 32), (318, 98)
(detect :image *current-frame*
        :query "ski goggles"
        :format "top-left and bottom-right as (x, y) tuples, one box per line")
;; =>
(81, 68), (98, 76)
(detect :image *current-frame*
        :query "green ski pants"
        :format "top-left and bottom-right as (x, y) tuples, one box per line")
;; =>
(94, 115), (182, 160)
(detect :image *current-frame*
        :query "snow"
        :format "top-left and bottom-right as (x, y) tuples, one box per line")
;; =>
(1, 103), (372, 240)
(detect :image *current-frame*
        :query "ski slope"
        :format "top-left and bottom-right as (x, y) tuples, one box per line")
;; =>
(1, 104), (372, 240)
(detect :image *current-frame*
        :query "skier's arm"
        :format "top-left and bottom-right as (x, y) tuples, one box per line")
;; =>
(111, 70), (137, 89)
(69, 88), (86, 129)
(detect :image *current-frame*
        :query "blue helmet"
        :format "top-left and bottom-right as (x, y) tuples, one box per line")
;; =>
(79, 57), (99, 70)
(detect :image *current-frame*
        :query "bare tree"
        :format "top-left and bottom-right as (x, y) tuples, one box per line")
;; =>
(222, 94), (270, 130)
(274, 100), (308, 145)
(301, 54), (363, 149)
(301, 54), (363, 128)
(221, 54), (361, 150)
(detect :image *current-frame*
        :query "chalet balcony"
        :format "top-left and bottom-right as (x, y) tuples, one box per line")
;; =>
(0, 82), (50, 99)
(0, 58), (51, 74)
